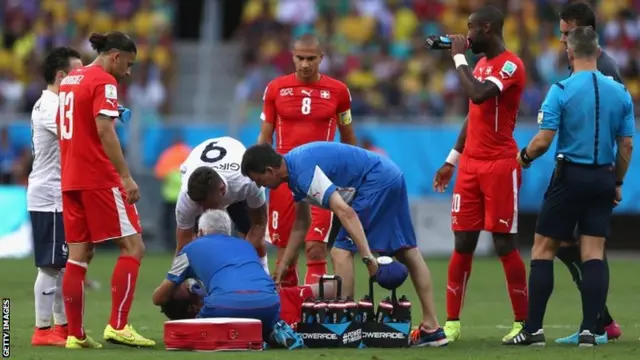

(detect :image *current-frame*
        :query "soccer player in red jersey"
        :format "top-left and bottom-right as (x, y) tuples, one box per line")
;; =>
(432, 6), (528, 342)
(58, 32), (154, 349)
(257, 34), (357, 287)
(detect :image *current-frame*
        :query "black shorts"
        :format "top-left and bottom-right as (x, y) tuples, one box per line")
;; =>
(193, 201), (251, 236)
(30, 211), (67, 268)
(535, 163), (615, 240)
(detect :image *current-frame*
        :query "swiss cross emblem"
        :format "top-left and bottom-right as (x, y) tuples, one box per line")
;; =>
(320, 90), (330, 99)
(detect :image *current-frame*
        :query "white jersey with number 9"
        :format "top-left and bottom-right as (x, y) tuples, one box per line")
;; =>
(175, 136), (266, 230)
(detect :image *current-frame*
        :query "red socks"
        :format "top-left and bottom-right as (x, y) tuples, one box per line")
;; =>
(305, 260), (327, 284)
(446, 251), (473, 320)
(109, 256), (140, 330)
(62, 261), (87, 339)
(499, 249), (528, 321)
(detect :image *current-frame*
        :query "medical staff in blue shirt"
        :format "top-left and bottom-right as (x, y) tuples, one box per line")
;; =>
(241, 142), (448, 347)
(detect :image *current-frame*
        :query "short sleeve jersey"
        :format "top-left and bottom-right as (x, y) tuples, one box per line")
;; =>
(465, 51), (526, 160)
(58, 65), (121, 191)
(175, 137), (266, 229)
(261, 74), (352, 154)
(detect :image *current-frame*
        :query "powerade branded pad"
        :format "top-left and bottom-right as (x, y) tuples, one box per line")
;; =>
(296, 275), (363, 348)
(360, 278), (411, 348)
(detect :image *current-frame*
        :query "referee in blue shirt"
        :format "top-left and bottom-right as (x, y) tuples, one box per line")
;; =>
(504, 27), (634, 347)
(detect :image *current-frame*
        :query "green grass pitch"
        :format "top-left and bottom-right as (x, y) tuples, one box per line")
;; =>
(2, 252), (639, 360)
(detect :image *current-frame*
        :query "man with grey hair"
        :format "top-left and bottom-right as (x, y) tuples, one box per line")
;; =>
(197, 209), (234, 237)
(505, 26), (634, 347)
(153, 210), (337, 338)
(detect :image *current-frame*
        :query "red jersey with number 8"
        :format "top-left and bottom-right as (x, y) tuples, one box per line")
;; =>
(465, 51), (525, 160)
(260, 73), (352, 154)
(58, 65), (122, 191)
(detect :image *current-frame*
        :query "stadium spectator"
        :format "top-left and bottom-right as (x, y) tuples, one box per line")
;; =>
(0, 0), (174, 115)
(0, 126), (22, 184)
(237, 0), (640, 122)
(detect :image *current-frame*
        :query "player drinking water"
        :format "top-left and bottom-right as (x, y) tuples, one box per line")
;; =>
(152, 210), (304, 349)
(257, 33), (357, 287)
(28, 46), (82, 347)
(241, 142), (448, 347)
(432, 6), (528, 342)
(58, 32), (154, 349)
(174, 136), (269, 272)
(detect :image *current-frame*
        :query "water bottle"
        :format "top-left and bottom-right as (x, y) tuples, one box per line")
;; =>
(356, 295), (375, 323)
(394, 295), (412, 323)
(324, 300), (336, 324)
(314, 300), (328, 323)
(332, 299), (350, 323)
(344, 297), (358, 322)
(301, 298), (316, 324)
(376, 297), (394, 323)
(425, 35), (470, 50)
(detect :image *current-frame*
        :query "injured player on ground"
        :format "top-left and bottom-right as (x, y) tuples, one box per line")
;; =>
(152, 210), (336, 348)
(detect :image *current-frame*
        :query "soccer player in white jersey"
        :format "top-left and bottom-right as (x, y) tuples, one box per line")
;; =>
(28, 47), (83, 347)
(175, 136), (269, 272)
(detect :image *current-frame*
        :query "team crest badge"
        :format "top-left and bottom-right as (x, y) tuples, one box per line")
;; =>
(320, 90), (330, 99)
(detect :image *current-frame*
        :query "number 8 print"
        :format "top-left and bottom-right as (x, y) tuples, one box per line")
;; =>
(271, 210), (279, 229)
(301, 97), (311, 115)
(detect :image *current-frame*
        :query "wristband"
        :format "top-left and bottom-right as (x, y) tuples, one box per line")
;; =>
(453, 54), (468, 69)
(445, 149), (461, 166)
(520, 147), (533, 164)
(616, 180), (623, 186)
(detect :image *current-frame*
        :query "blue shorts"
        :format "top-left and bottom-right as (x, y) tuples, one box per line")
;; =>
(30, 211), (67, 268)
(197, 302), (281, 341)
(333, 174), (417, 256)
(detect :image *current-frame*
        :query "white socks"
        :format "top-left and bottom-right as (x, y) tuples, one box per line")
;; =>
(34, 267), (66, 328)
(259, 255), (269, 274)
(53, 268), (67, 325)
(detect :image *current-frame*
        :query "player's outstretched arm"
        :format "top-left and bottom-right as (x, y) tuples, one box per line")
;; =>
(246, 203), (268, 255)
(176, 227), (195, 255)
(275, 203), (311, 282)
(152, 280), (177, 306)
(328, 192), (374, 261)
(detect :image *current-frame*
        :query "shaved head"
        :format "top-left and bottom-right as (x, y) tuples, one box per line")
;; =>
(292, 33), (323, 82)
(293, 33), (322, 51)
(471, 6), (504, 35)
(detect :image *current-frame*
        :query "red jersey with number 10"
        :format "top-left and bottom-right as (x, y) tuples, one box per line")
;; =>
(261, 74), (352, 154)
(465, 51), (525, 160)
(58, 65), (122, 191)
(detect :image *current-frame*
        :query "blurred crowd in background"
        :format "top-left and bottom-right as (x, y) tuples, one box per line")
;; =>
(236, 0), (640, 121)
(0, 0), (174, 117)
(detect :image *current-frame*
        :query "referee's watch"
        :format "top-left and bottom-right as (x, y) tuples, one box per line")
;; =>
(362, 255), (376, 266)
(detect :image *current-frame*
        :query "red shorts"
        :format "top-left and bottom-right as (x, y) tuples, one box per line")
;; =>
(278, 285), (313, 326)
(451, 156), (521, 233)
(268, 183), (333, 248)
(62, 187), (142, 243)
